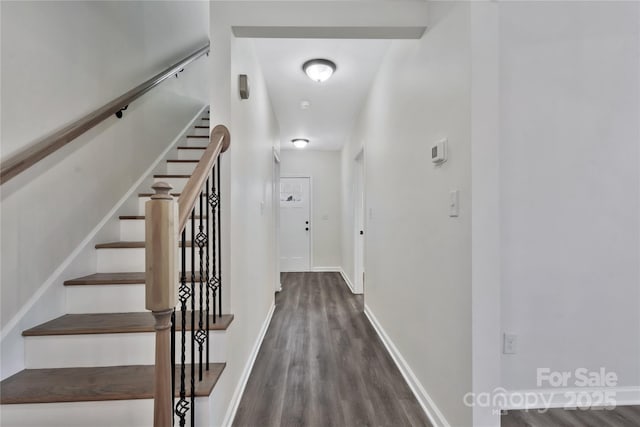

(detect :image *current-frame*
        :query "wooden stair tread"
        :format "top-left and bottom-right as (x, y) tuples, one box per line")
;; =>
(119, 215), (206, 221)
(139, 192), (208, 199)
(65, 272), (145, 285)
(154, 174), (191, 179)
(0, 364), (225, 404)
(23, 313), (234, 336)
(95, 241), (193, 249)
(64, 272), (203, 286)
(139, 192), (181, 198)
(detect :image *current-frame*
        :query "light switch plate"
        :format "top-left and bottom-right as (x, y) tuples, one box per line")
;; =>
(503, 334), (517, 354)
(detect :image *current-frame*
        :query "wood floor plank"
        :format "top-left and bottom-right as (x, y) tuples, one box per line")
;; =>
(232, 272), (433, 427)
(0, 364), (224, 404)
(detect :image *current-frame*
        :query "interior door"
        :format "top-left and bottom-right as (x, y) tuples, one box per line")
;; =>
(280, 177), (311, 272)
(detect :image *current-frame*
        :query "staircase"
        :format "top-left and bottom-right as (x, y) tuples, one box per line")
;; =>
(0, 111), (233, 426)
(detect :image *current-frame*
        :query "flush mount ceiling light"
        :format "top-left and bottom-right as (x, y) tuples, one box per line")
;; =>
(302, 59), (336, 83)
(292, 138), (310, 149)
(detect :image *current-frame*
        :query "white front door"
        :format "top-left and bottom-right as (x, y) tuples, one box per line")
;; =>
(280, 177), (311, 272)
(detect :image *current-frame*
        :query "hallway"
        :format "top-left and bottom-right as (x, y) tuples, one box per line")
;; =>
(232, 272), (432, 427)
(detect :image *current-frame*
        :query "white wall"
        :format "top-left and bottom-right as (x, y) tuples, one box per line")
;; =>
(341, 145), (360, 288)
(208, 32), (281, 425)
(499, 1), (640, 393)
(0, 0), (209, 378)
(280, 150), (342, 269)
(341, 2), (472, 425)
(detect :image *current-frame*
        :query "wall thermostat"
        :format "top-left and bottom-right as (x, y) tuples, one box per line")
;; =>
(431, 139), (447, 164)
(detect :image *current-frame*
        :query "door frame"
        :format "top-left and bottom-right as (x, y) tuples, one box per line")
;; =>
(273, 148), (282, 292)
(353, 148), (365, 294)
(279, 174), (313, 272)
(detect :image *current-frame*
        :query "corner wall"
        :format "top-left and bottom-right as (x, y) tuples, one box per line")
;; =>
(209, 34), (280, 425)
(341, 2), (473, 425)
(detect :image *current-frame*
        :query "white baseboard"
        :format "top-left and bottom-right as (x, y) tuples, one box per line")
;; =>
(339, 268), (357, 294)
(364, 304), (450, 427)
(504, 387), (640, 411)
(311, 266), (341, 272)
(221, 303), (276, 427)
(0, 105), (208, 346)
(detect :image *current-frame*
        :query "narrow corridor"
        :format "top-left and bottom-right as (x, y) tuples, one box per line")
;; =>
(232, 272), (432, 427)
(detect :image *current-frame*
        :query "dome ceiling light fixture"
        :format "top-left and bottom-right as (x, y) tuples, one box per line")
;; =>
(292, 138), (310, 149)
(302, 59), (337, 83)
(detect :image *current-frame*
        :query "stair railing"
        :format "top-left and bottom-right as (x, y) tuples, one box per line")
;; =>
(0, 42), (210, 184)
(145, 124), (230, 427)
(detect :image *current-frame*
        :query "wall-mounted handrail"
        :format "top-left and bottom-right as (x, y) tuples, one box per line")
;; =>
(0, 42), (210, 184)
(177, 125), (230, 233)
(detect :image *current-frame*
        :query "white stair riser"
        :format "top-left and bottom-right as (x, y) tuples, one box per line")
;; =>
(1, 396), (211, 427)
(120, 220), (199, 241)
(119, 220), (145, 241)
(138, 196), (206, 215)
(25, 331), (227, 368)
(185, 137), (210, 147)
(66, 284), (145, 313)
(66, 284), (221, 314)
(97, 248), (196, 273)
(167, 162), (198, 175)
(192, 127), (209, 136)
(178, 148), (206, 161)
(153, 176), (190, 193)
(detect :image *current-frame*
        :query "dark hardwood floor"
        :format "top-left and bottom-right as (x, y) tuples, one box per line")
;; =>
(232, 272), (432, 427)
(501, 406), (640, 426)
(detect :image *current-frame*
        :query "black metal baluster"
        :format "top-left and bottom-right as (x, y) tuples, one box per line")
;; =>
(205, 179), (211, 370)
(175, 229), (189, 427)
(216, 157), (222, 320)
(209, 168), (219, 324)
(190, 209), (196, 427)
(171, 308), (176, 426)
(195, 187), (207, 381)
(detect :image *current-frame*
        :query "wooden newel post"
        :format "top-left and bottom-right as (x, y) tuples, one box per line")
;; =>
(145, 182), (178, 427)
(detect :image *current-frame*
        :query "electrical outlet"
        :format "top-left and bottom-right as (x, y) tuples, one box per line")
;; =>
(503, 334), (517, 354)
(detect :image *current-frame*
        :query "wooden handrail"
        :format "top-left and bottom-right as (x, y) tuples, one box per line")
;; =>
(0, 42), (210, 184)
(177, 124), (230, 233)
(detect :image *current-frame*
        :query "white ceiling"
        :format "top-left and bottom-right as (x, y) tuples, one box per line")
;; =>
(252, 38), (391, 151)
